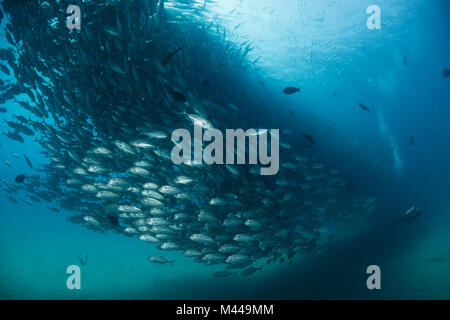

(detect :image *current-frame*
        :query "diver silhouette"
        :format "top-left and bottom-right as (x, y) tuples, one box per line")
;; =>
(389, 206), (422, 229)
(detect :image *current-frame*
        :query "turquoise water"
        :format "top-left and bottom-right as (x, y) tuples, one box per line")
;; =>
(0, 0), (449, 299)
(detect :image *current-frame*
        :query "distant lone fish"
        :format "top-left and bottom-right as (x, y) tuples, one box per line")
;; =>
(4, 131), (24, 143)
(78, 253), (88, 266)
(161, 46), (184, 65)
(241, 265), (263, 277)
(147, 256), (174, 266)
(15, 174), (25, 183)
(442, 68), (450, 77)
(283, 87), (301, 94)
(214, 270), (237, 278)
(358, 103), (370, 112)
(410, 136), (414, 146)
(24, 154), (33, 169)
(303, 133), (315, 144)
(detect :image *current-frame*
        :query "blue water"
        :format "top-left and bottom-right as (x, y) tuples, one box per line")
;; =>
(0, 0), (449, 299)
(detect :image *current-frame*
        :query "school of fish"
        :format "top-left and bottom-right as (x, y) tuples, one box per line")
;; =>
(0, 0), (376, 276)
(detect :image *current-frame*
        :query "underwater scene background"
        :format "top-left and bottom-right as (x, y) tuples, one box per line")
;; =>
(0, 0), (449, 299)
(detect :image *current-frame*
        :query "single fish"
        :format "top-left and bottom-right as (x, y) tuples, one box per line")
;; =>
(253, 56), (261, 65)
(0, 64), (9, 75)
(161, 46), (184, 65)
(424, 256), (446, 264)
(358, 103), (370, 112)
(303, 134), (315, 144)
(8, 197), (17, 204)
(147, 256), (175, 266)
(78, 253), (88, 266)
(214, 270), (237, 278)
(241, 265), (263, 277)
(4, 131), (24, 143)
(283, 87), (301, 94)
(168, 90), (186, 103)
(24, 154), (33, 168)
(107, 215), (120, 227)
(14, 174), (26, 183)
(14, 115), (28, 123)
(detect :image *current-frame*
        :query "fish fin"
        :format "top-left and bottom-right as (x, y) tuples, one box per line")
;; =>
(170, 260), (175, 267)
